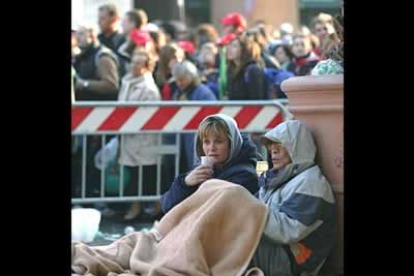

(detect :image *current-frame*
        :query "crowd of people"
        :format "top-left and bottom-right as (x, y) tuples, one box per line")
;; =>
(72, 115), (336, 276)
(71, 4), (342, 275)
(71, 4), (344, 104)
(71, 3), (343, 221)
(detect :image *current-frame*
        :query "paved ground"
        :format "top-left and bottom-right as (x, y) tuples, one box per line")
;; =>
(73, 203), (161, 246)
(91, 216), (154, 246)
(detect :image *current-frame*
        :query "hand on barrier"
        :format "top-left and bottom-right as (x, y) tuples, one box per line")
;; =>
(184, 165), (213, 186)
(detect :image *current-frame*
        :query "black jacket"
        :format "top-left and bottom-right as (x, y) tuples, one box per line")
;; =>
(74, 44), (119, 100)
(98, 31), (126, 53)
(161, 134), (259, 214)
(227, 61), (266, 100)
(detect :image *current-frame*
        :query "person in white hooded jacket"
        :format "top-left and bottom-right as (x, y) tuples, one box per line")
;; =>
(248, 119), (336, 276)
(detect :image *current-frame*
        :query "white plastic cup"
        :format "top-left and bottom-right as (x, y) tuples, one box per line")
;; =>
(71, 208), (101, 243)
(201, 156), (213, 167)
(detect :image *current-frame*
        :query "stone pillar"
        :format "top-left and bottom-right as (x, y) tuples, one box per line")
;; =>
(210, 0), (299, 32)
(248, 0), (299, 29)
(282, 74), (344, 274)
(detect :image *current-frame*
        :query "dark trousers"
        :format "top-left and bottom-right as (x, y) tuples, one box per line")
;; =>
(71, 135), (115, 198)
(124, 165), (158, 196)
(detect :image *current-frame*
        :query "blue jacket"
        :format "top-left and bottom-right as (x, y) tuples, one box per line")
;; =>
(161, 133), (259, 214)
(202, 71), (219, 99)
(172, 82), (216, 101)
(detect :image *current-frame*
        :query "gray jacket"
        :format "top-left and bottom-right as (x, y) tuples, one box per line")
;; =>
(259, 120), (336, 274)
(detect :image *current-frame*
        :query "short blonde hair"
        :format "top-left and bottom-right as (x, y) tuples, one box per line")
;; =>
(196, 117), (231, 157)
(132, 48), (156, 71)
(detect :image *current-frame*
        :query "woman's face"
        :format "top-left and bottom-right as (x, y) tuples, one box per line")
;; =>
(130, 54), (148, 77)
(168, 48), (185, 71)
(314, 23), (328, 41)
(175, 75), (192, 91)
(292, 37), (312, 57)
(198, 47), (215, 66)
(202, 131), (230, 166)
(268, 142), (292, 170)
(226, 39), (241, 61)
(122, 16), (135, 35)
(275, 47), (289, 64)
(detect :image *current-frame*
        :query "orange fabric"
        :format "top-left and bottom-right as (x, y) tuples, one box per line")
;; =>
(295, 242), (312, 264)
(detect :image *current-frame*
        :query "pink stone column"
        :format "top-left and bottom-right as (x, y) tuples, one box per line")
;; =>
(282, 74), (344, 274)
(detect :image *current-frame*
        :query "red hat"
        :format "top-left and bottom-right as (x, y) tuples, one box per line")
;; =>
(129, 29), (152, 47)
(217, 33), (237, 46)
(221, 12), (246, 31)
(177, 40), (196, 55)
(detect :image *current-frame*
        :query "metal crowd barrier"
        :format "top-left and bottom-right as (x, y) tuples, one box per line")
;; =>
(71, 100), (290, 204)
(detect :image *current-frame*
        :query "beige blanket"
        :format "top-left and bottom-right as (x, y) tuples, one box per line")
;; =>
(72, 179), (268, 276)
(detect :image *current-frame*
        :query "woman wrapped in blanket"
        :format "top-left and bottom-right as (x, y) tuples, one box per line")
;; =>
(160, 113), (260, 214)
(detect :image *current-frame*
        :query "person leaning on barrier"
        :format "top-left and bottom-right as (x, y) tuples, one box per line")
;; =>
(171, 60), (216, 172)
(160, 114), (259, 214)
(171, 60), (216, 102)
(248, 120), (336, 276)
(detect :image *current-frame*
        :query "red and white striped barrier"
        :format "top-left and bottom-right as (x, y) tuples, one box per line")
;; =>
(72, 101), (288, 134)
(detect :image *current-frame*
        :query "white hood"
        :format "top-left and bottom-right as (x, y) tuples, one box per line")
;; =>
(260, 119), (316, 188)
